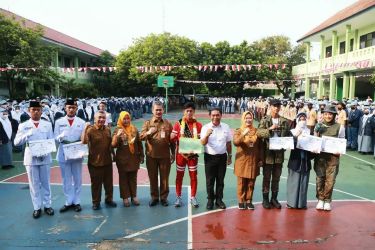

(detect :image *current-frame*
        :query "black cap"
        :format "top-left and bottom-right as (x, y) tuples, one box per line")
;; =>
(65, 98), (77, 106)
(269, 99), (281, 106)
(29, 100), (41, 108)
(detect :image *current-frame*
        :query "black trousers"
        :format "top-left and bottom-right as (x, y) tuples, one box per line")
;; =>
(204, 153), (227, 200)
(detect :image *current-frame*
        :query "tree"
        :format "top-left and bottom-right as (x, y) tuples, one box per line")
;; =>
(251, 35), (306, 97)
(92, 51), (117, 96)
(115, 33), (200, 96)
(0, 13), (61, 98)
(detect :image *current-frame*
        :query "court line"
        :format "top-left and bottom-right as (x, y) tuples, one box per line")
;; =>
(92, 216), (108, 235)
(343, 153), (375, 166)
(123, 199), (375, 241)
(187, 187), (192, 250)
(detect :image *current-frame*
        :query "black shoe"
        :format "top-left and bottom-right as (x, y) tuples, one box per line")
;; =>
(59, 205), (72, 213)
(92, 204), (101, 210)
(149, 199), (159, 206)
(206, 199), (214, 210)
(33, 209), (41, 219)
(247, 202), (255, 210)
(161, 199), (169, 207)
(238, 203), (246, 210)
(73, 204), (82, 212)
(44, 207), (54, 216)
(215, 199), (226, 209)
(2, 165), (14, 170)
(270, 192), (282, 209)
(262, 193), (271, 209)
(105, 201), (117, 208)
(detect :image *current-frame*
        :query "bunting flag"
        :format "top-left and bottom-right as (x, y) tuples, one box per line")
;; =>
(0, 66), (117, 73)
(135, 63), (288, 73)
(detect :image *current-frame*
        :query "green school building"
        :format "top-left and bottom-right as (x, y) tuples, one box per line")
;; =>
(292, 0), (375, 100)
(0, 8), (106, 97)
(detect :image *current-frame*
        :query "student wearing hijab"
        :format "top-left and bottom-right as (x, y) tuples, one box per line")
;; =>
(233, 111), (263, 210)
(0, 108), (15, 169)
(112, 111), (144, 207)
(286, 113), (314, 209)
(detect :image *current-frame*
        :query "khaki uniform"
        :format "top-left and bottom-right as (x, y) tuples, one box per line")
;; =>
(257, 116), (290, 193)
(83, 125), (113, 206)
(314, 122), (341, 202)
(112, 127), (144, 199)
(337, 110), (347, 126)
(140, 117), (175, 201)
(233, 128), (263, 203)
(306, 108), (317, 133)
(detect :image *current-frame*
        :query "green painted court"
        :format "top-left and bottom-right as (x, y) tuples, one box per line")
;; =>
(0, 110), (374, 249)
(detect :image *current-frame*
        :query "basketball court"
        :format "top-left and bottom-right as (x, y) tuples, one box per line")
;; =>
(0, 110), (374, 249)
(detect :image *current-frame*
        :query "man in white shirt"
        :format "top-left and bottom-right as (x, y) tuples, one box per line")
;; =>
(201, 107), (232, 210)
(54, 99), (86, 213)
(14, 100), (55, 219)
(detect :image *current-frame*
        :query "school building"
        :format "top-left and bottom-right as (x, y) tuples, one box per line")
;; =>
(292, 0), (375, 100)
(0, 8), (105, 97)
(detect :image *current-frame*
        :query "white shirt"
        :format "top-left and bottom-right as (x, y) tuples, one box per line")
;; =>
(201, 122), (232, 155)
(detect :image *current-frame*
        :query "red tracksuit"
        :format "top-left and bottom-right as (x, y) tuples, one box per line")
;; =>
(172, 119), (202, 197)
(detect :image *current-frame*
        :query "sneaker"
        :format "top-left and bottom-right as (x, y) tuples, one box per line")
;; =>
(190, 197), (199, 208)
(323, 202), (331, 211)
(174, 196), (183, 207)
(316, 200), (324, 210)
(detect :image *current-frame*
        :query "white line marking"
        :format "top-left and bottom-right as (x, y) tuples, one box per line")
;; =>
(344, 153), (375, 166)
(123, 217), (187, 239)
(92, 216), (108, 235)
(187, 187), (192, 250)
(123, 199), (375, 241)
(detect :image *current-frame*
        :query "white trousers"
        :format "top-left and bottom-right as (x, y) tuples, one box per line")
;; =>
(26, 164), (51, 210)
(59, 160), (83, 205)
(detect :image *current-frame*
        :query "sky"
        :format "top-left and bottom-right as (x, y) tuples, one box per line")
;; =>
(0, 0), (357, 57)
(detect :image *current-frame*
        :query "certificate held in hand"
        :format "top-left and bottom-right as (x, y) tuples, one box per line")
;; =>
(28, 139), (56, 157)
(321, 136), (347, 154)
(269, 137), (294, 150)
(296, 134), (323, 153)
(63, 142), (88, 160)
(179, 138), (203, 154)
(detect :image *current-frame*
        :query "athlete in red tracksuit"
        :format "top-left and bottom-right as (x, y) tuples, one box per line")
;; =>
(171, 102), (202, 208)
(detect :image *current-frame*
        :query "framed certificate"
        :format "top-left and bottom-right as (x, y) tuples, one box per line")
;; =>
(296, 134), (323, 153)
(63, 142), (88, 160)
(179, 138), (203, 154)
(28, 139), (56, 157)
(321, 136), (347, 154)
(269, 137), (294, 150)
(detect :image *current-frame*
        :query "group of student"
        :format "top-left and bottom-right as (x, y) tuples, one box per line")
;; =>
(1, 96), (348, 219)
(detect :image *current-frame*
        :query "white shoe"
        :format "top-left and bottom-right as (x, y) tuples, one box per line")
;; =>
(316, 200), (324, 210)
(323, 202), (331, 211)
(190, 197), (199, 208)
(174, 196), (183, 207)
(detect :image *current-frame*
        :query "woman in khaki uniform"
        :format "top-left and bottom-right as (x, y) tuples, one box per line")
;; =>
(112, 111), (144, 207)
(233, 111), (263, 210)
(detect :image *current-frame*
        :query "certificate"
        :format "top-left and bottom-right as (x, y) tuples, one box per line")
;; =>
(63, 142), (88, 160)
(321, 136), (347, 154)
(179, 138), (203, 154)
(296, 134), (323, 153)
(269, 137), (294, 150)
(28, 139), (56, 157)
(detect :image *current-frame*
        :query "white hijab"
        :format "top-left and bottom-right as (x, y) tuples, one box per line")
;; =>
(291, 115), (310, 137)
(0, 113), (12, 139)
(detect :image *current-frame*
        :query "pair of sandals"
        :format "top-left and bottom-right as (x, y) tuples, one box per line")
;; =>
(123, 197), (140, 207)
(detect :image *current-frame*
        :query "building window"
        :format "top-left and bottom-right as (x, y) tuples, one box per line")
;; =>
(325, 46), (332, 58)
(359, 31), (375, 49)
(339, 41), (345, 54)
(350, 38), (354, 51)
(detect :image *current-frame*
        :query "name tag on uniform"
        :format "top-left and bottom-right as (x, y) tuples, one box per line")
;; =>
(160, 131), (166, 138)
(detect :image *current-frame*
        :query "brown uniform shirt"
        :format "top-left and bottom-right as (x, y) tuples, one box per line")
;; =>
(83, 125), (112, 167)
(140, 117), (175, 158)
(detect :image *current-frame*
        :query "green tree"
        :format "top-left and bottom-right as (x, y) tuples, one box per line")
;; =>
(0, 13), (62, 98)
(115, 32), (201, 96)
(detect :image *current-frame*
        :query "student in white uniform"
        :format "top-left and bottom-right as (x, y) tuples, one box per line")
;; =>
(14, 100), (55, 219)
(54, 99), (86, 213)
